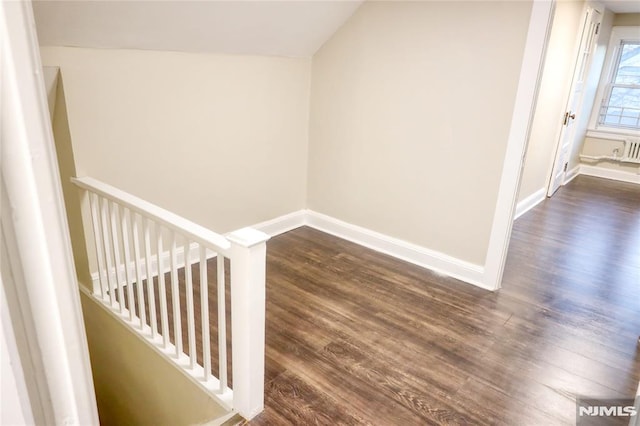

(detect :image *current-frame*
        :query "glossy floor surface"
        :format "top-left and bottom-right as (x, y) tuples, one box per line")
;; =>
(247, 176), (640, 425)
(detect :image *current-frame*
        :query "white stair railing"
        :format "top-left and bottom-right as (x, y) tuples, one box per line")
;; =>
(72, 177), (269, 420)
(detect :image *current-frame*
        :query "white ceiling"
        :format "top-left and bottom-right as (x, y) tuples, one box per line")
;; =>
(600, 0), (640, 14)
(32, 1), (364, 58)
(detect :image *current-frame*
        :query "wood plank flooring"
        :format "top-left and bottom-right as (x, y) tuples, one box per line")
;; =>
(124, 175), (639, 425)
(249, 175), (639, 425)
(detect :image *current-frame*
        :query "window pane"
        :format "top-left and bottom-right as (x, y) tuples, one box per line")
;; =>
(598, 35), (640, 130)
(601, 106), (623, 126)
(600, 102), (640, 128)
(613, 41), (640, 85)
(608, 87), (640, 109)
(619, 108), (640, 127)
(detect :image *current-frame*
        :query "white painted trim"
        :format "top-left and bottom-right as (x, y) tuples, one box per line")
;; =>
(304, 211), (488, 290)
(227, 230), (269, 420)
(483, 0), (555, 290)
(0, 1), (99, 423)
(586, 129), (640, 141)
(564, 164), (581, 184)
(0, 274), (36, 425)
(247, 209), (492, 290)
(247, 210), (306, 237)
(90, 243), (217, 290)
(588, 26), (640, 134)
(73, 177), (231, 256)
(119, 157), (638, 303)
(579, 164), (640, 184)
(515, 188), (546, 220)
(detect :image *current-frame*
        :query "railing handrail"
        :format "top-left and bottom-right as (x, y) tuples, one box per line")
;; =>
(71, 177), (231, 256)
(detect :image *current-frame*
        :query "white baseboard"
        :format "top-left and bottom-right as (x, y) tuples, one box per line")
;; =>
(564, 164), (581, 184)
(95, 209), (490, 292)
(249, 210), (307, 237)
(90, 208), (307, 291)
(247, 209), (488, 289)
(91, 243), (217, 291)
(512, 164), (638, 227)
(304, 210), (488, 290)
(579, 164), (640, 184)
(241, 164), (640, 290)
(515, 188), (546, 220)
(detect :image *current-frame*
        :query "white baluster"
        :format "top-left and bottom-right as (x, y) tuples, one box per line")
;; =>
(109, 202), (125, 313)
(169, 233), (182, 357)
(183, 241), (196, 369)
(71, 177), (253, 413)
(120, 207), (135, 321)
(143, 219), (158, 338)
(200, 246), (211, 382)
(100, 197), (116, 307)
(217, 255), (227, 393)
(131, 213), (146, 329)
(156, 223), (170, 347)
(88, 192), (106, 299)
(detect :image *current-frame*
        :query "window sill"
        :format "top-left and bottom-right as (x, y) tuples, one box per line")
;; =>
(586, 129), (640, 141)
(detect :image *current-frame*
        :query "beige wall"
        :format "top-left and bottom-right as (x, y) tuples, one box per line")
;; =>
(80, 292), (228, 425)
(307, 1), (532, 266)
(40, 47), (311, 235)
(518, 1), (586, 202)
(43, 66), (58, 120)
(612, 13), (640, 26)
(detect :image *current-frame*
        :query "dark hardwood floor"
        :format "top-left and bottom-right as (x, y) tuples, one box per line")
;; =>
(249, 175), (640, 425)
(124, 175), (639, 425)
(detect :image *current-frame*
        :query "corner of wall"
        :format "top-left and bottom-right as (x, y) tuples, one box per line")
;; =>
(51, 73), (93, 286)
(303, 58), (314, 211)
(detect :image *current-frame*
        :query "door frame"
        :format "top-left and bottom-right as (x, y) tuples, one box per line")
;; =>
(483, 0), (609, 291)
(0, 1), (99, 423)
(483, 0), (554, 290)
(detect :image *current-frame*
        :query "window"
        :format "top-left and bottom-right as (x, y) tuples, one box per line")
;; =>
(595, 27), (640, 132)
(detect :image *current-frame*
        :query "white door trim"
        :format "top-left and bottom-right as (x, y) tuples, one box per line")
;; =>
(483, 0), (555, 290)
(0, 1), (99, 424)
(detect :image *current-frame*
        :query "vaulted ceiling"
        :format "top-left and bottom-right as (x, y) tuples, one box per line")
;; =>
(32, 1), (364, 58)
(31, 1), (640, 58)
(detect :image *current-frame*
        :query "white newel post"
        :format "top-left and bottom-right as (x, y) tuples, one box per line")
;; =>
(227, 227), (270, 420)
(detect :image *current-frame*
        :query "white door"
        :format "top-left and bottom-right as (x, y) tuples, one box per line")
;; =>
(547, 7), (602, 196)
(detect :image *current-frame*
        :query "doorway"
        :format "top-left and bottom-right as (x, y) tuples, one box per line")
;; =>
(547, 6), (603, 196)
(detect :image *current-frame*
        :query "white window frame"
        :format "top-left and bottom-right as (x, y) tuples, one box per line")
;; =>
(588, 26), (640, 138)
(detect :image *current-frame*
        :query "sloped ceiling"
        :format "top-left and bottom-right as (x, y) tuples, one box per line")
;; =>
(32, 1), (364, 58)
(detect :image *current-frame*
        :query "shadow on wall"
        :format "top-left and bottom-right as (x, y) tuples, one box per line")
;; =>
(48, 68), (92, 287)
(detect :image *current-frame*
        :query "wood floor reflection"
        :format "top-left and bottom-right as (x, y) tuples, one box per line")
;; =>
(249, 176), (640, 425)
